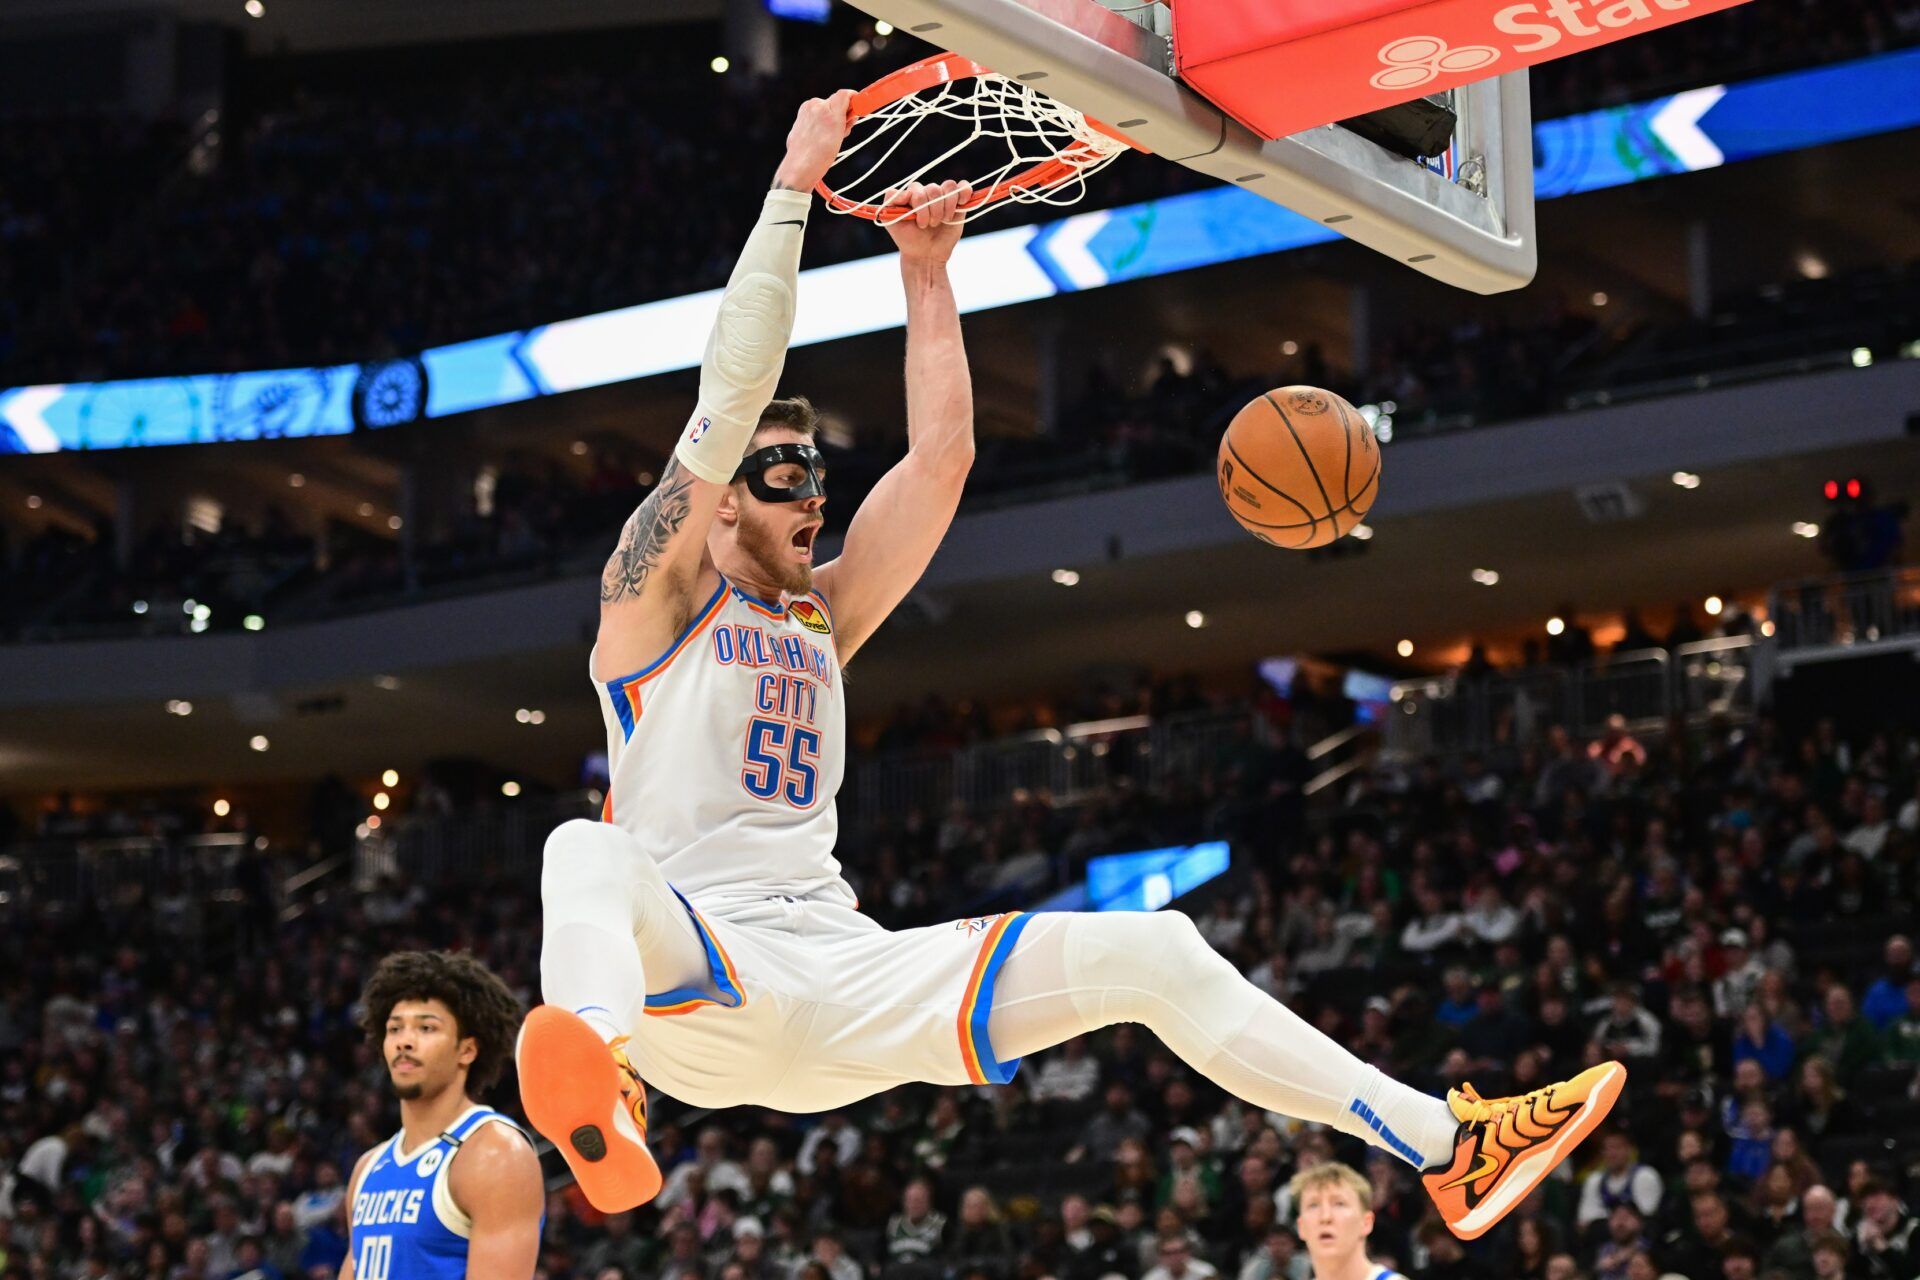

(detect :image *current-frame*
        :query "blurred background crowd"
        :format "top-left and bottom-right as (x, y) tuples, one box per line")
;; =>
(4, 706), (1919, 1280)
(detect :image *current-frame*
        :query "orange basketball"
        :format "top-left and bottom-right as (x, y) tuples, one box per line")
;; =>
(1216, 385), (1380, 549)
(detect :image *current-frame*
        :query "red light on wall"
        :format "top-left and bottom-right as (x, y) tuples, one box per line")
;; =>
(1825, 480), (1840, 500)
(1846, 478), (1862, 499)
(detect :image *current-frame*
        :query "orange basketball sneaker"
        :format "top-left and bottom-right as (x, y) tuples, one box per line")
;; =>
(1422, 1061), (1627, 1241)
(516, 1006), (662, 1212)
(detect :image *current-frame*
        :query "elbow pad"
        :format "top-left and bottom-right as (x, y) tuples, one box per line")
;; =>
(675, 189), (810, 484)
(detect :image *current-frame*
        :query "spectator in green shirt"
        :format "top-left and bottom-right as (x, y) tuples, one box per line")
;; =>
(1158, 1128), (1224, 1217)
(1800, 986), (1881, 1081)
(885, 1178), (948, 1268)
(1881, 977), (1920, 1065)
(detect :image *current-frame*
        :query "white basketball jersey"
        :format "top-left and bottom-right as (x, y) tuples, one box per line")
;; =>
(594, 576), (853, 908)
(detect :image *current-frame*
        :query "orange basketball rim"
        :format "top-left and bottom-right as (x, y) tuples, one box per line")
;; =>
(817, 52), (1145, 223)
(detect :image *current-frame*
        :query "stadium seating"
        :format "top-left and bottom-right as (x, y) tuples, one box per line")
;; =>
(4, 694), (1917, 1280)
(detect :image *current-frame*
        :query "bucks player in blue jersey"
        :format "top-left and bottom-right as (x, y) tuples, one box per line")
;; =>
(345, 952), (544, 1280)
(1289, 1164), (1410, 1280)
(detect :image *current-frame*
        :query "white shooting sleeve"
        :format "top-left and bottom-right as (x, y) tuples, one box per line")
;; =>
(673, 188), (812, 484)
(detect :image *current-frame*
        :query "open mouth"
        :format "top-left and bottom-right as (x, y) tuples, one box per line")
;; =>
(791, 523), (821, 559)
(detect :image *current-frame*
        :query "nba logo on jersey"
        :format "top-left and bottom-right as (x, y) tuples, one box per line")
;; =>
(790, 600), (831, 635)
(688, 415), (713, 444)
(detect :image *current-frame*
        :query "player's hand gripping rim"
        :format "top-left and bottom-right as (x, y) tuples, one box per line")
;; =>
(880, 180), (973, 264)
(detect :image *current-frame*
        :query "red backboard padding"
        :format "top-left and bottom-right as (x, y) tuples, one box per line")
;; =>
(1171, 0), (1757, 142)
(1175, 1), (1435, 65)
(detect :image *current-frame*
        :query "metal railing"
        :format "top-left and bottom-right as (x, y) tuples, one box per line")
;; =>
(364, 710), (1347, 887)
(1769, 566), (1920, 663)
(1674, 637), (1763, 718)
(846, 708), (1268, 824)
(0, 832), (283, 960)
(0, 831), (256, 907)
(1383, 636), (1755, 758)
(361, 793), (597, 888)
(1305, 723), (1378, 797)
(1562, 342), (1871, 412)
(1577, 647), (1672, 729)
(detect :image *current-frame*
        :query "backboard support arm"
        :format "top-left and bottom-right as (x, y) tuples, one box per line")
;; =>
(841, 0), (1536, 294)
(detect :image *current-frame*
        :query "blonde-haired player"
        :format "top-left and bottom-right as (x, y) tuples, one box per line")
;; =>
(1288, 1164), (1407, 1280)
(514, 89), (1624, 1246)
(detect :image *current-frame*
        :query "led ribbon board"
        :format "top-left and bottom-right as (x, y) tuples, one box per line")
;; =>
(4, 48), (1915, 455)
(1032, 841), (1233, 913)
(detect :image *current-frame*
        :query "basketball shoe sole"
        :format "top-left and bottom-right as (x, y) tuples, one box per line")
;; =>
(516, 1005), (662, 1212)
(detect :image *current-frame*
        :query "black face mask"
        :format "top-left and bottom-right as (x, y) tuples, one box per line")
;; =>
(733, 443), (826, 504)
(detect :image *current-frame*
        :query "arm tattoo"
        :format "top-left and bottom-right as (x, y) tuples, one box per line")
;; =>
(601, 459), (692, 605)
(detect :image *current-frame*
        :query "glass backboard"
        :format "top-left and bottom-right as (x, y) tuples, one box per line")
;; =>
(836, 0), (1536, 293)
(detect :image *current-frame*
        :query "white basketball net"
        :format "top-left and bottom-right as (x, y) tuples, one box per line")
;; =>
(821, 71), (1132, 224)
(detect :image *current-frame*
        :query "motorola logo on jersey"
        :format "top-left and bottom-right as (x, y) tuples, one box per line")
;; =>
(415, 1148), (445, 1177)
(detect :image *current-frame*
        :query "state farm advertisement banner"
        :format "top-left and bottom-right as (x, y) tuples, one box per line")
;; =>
(1173, 0), (1757, 141)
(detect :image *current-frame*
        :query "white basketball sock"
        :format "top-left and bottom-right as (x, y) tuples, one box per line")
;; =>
(989, 911), (1461, 1170)
(542, 924), (641, 1043)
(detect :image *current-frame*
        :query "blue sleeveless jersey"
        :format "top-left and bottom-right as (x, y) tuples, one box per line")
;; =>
(350, 1106), (538, 1280)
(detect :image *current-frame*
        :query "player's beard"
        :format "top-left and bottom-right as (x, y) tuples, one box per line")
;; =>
(739, 504), (812, 596)
(389, 1057), (430, 1101)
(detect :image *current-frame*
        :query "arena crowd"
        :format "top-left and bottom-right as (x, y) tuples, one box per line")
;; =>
(3, 707), (1918, 1280)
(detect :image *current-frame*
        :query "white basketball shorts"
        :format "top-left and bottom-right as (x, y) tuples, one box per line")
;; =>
(623, 889), (1035, 1113)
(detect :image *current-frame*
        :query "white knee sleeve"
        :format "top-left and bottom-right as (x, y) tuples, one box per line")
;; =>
(675, 189), (811, 485)
(1063, 911), (1263, 1039)
(999, 910), (1461, 1169)
(539, 820), (711, 1037)
(540, 819), (647, 1035)
(541, 819), (690, 951)
(541, 819), (639, 924)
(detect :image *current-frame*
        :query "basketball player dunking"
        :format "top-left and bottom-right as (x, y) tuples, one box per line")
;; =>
(515, 91), (1623, 1244)
(345, 952), (543, 1280)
